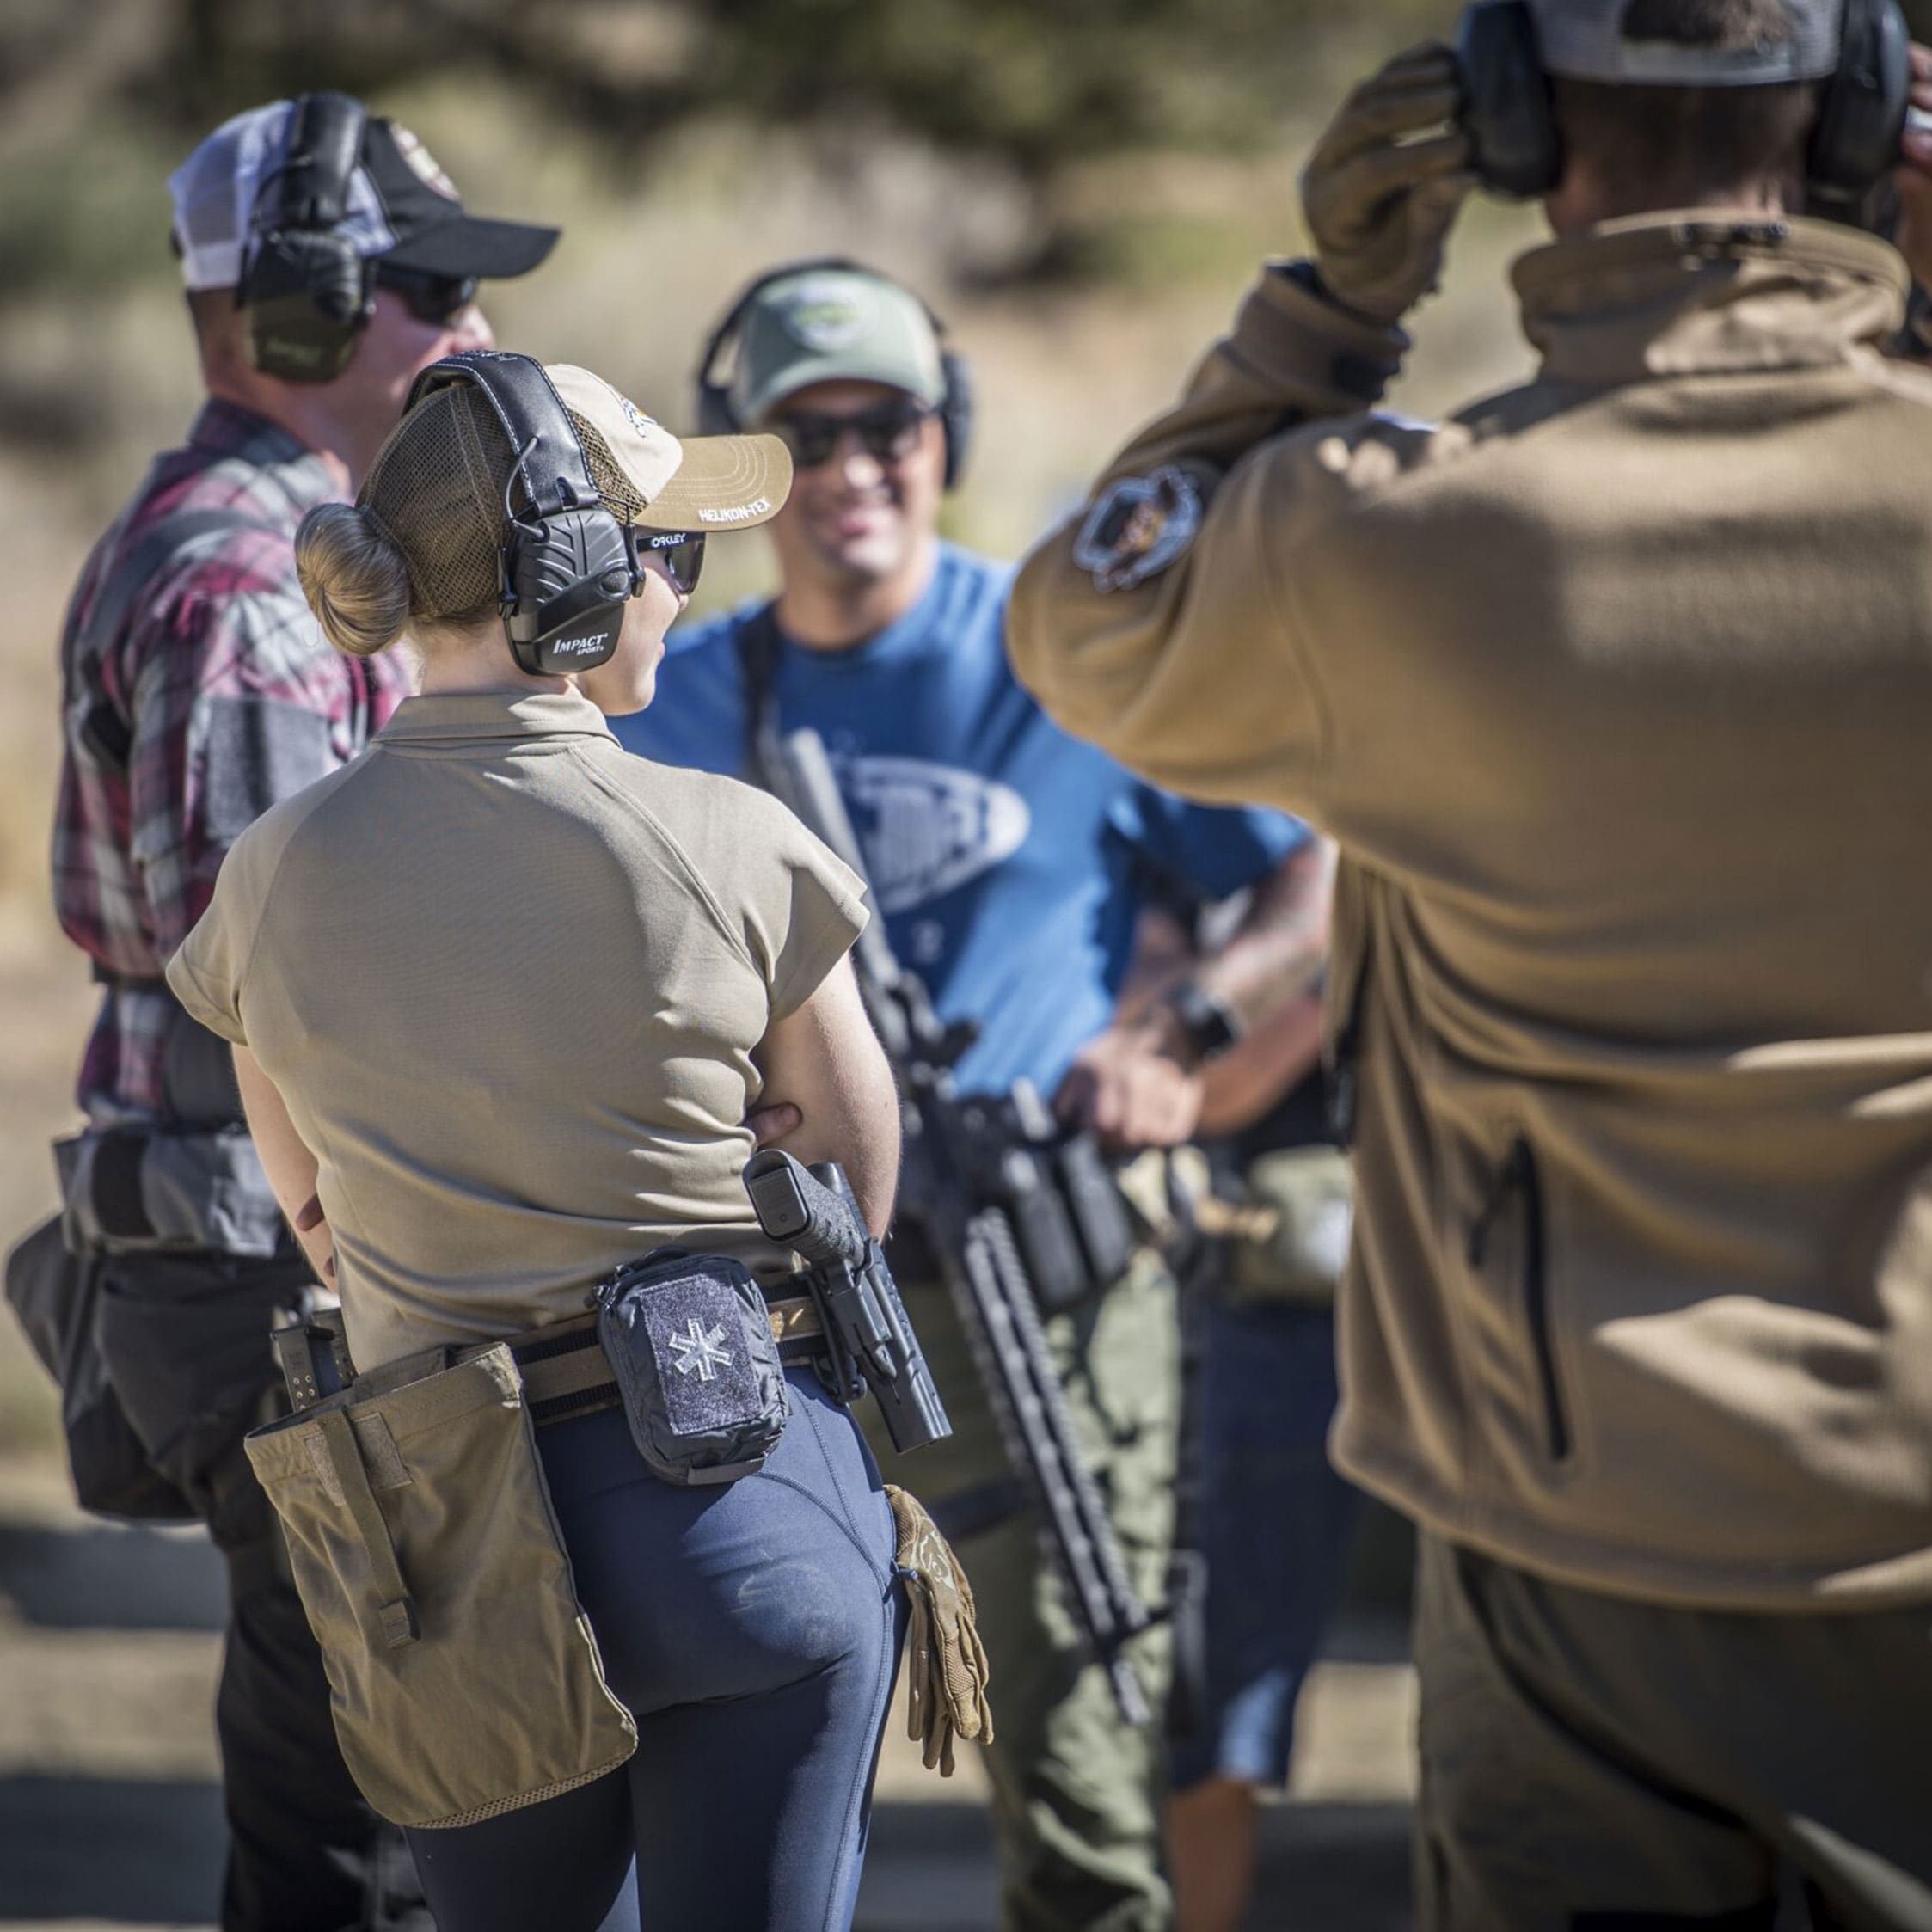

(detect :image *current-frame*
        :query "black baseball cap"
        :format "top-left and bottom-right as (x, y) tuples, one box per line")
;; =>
(169, 100), (559, 291)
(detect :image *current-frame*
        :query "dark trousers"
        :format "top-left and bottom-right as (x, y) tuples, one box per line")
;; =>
(96, 1248), (428, 1932)
(1413, 1530), (1932, 1931)
(1168, 1299), (1359, 1793)
(405, 1378), (904, 1932)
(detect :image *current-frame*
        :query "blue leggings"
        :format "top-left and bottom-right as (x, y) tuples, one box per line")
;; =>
(404, 1370), (905, 1932)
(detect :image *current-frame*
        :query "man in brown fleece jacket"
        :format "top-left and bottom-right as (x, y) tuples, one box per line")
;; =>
(1009, 2), (1932, 1923)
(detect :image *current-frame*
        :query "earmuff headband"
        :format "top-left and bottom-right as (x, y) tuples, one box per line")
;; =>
(272, 92), (365, 233)
(694, 255), (934, 422)
(407, 349), (604, 527)
(1457, 0), (1910, 207)
(404, 350), (639, 676)
(239, 93), (373, 383)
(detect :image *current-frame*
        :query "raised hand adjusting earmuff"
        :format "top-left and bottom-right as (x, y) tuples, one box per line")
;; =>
(405, 350), (641, 677)
(239, 93), (374, 383)
(1456, 0), (1910, 209)
(693, 256), (977, 489)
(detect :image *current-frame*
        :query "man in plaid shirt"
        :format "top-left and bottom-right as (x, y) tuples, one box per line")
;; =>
(46, 95), (558, 1932)
(56, 402), (396, 1123)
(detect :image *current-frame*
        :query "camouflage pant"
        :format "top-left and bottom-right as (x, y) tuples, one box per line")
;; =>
(863, 1247), (1179, 1932)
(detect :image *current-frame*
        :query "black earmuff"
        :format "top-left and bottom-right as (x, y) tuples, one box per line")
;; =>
(1457, 1), (1562, 200)
(1456, 0), (1911, 210)
(406, 350), (641, 678)
(935, 345), (975, 493)
(240, 93), (375, 383)
(1806, 0), (1911, 211)
(693, 255), (975, 489)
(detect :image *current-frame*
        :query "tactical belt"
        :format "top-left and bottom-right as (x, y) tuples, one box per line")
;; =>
(511, 1296), (824, 1429)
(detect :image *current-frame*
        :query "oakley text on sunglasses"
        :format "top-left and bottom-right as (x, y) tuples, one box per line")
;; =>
(630, 529), (707, 597)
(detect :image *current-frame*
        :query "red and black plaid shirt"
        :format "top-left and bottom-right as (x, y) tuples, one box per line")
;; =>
(53, 399), (408, 1124)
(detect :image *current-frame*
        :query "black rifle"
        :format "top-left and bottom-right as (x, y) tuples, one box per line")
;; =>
(762, 725), (1159, 1724)
(744, 1148), (951, 1455)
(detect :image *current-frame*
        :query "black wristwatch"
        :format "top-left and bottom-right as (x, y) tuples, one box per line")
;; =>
(1163, 981), (1243, 1066)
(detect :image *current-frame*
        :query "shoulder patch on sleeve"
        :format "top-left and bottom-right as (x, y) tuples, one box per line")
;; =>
(1071, 464), (1204, 593)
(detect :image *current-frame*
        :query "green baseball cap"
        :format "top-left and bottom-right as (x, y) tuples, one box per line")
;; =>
(728, 267), (948, 426)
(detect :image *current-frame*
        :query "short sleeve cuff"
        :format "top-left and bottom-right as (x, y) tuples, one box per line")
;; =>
(769, 882), (868, 1021)
(163, 948), (247, 1046)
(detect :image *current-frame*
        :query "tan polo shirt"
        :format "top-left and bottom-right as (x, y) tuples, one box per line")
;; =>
(167, 687), (867, 1372)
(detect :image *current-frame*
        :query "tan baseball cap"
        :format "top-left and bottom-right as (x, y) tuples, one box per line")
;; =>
(358, 362), (791, 621)
(547, 365), (792, 532)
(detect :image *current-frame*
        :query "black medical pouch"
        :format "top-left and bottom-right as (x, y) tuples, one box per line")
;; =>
(594, 1248), (788, 1486)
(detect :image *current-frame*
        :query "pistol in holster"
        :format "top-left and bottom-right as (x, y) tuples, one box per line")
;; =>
(745, 1149), (951, 1456)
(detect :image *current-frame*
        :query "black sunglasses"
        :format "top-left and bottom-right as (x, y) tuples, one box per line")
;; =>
(375, 262), (480, 327)
(630, 528), (707, 597)
(770, 398), (935, 471)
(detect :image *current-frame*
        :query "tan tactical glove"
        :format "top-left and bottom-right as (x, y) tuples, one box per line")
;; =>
(1300, 41), (1475, 327)
(886, 1485), (993, 1776)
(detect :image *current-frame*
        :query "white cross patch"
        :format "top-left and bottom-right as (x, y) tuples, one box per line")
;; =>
(668, 1318), (734, 1383)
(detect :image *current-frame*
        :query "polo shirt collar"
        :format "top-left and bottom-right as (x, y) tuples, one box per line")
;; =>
(377, 687), (617, 745)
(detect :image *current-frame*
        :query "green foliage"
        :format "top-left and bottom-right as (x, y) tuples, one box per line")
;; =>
(1041, 208), (1281, 289)
(16, 0), (1451, 183)
(683, 0), (1375, 177)
(0, 138), (168, 298)
(0, 0), (1451, 303)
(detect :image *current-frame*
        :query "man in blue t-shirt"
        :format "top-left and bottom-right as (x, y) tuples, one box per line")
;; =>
(619, 262), (1328, 1932)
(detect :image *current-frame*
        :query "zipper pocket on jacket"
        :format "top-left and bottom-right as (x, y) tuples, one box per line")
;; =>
(1324, 930), (1374, 1149)
(1466, 1135), (1570, 1463)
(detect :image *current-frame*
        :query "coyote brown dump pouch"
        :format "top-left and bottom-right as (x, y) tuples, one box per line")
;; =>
(244, 1342), (635, 1827)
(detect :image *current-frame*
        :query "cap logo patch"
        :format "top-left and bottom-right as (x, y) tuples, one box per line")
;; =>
(698, 498), (772, 524)
(390, 125), (459, 202)
(615, 391), (658, 440)
(776, 279), (873, 353)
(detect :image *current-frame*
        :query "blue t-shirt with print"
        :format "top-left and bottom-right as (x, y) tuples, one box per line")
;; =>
(614, 543), (1308, 1095)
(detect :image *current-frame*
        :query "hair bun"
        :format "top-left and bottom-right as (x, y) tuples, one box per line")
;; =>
(296, 502), (412, 659)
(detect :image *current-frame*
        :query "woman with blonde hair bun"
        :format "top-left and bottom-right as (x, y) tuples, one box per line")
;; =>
(164, 354), (927, 1931)
(294, 501), (413, 660)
